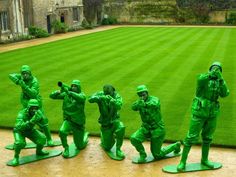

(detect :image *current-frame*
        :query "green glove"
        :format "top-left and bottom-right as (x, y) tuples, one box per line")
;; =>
(215, 70), (223, 80)
(30, 110), (42, 124)
(138, 99), (145, 107)
(61, 87), (69, 94)
(18, 80), (24, 86)
(9, 74), (20, 85)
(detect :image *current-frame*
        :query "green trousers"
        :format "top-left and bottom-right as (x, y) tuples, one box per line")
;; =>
(184, 115), (217, 146)
(59, 120), (87, 150)
(178, 114), (217, 168)
(100, 120), (125, 151)
(130, 126), (179, 159)
(13, 128), (46, 157)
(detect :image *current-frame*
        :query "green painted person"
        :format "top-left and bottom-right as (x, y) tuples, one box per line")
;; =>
(50, 80), (88, 158)
(12, 99), (49, 166)
(177, 62), (229, 171)
(9, 65), (54, 146)
(130, 85), (181, 163)
(88, 85), (125, 159)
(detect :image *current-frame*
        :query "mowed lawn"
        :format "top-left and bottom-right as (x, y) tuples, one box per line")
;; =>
(0, 27), (235, 147)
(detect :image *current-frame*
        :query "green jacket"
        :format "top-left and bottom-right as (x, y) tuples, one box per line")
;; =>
(88, 91), (122, 126)
(50, 90), (86, 125)
(192, 72), (229, 118)
(14, 109), (47, 133)
(132, 96), (164, 130)
(9, 73), (42, 108)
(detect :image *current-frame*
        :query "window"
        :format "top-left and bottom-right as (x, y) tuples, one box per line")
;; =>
(0, 11), (8, 31)
(22, 0), (33, 28)
(73, 7), (79, 21)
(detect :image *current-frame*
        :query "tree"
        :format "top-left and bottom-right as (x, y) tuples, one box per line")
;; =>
(83, 0), (103, 24)
(177, 0), (236, 10)
(176, 0), (211, 23)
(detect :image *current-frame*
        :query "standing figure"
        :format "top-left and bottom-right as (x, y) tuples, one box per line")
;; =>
(50, 80), (88, 158)
(9, 65), (53, 146)
(12, 99), (49, 166)
(130, 85), (181, 163)
(177, 62), (229, 171)
(88, 84), (125, 159)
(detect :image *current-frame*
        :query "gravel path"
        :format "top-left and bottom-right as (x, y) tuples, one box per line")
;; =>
(1, 129), (236, 177)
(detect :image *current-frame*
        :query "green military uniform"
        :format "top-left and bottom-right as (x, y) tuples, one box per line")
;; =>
(88, 85), (125, 158)
(9, 65), (53, 146)
(12, 99), (49, 166)
(177, 62), (229, 171)
(131, 85), (180, 163)
(50, 80), (88, 158)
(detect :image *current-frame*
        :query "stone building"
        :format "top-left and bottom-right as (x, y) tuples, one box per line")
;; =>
(0, 0), (83, 41)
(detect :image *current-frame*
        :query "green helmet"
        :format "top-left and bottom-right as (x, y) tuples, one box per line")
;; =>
(209, 61), (222, 72)
(28, 99), (39, 108)
(71, 80), (80, 86)
(21, 65), (31, 73)
(103, 84), (115, 95)
(71, 80), (81, 93)
(136, 85), (148, 93)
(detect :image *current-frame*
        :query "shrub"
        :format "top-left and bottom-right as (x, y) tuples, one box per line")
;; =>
(28, 26), (49, 38)
(0, 34), (34, 44)
(226, 12), (236, 25)
(68, 25), (83, 32)
(101, 18), (110, 25)
(81, 18), (94, 29)
(101, 17), (118, 25)
(51, 20), (68, 34)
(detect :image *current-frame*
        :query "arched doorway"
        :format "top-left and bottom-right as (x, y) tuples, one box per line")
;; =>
(60, 13), (65, 23)
(47, 15), (51, 33)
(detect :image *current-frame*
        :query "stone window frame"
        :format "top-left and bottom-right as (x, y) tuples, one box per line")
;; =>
(72, 7), (79, 22)
(0, 11), (9, 32)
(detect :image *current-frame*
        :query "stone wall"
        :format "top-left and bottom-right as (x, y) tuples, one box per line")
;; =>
(0, 0), (8, 11)
(103, 0), (229, 24)
(209, 10), (227, 23)
(103, 0), (177, 23)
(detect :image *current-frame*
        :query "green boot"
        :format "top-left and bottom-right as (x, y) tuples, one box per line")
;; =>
(43, 126), (54, 146)
(36, 145), (49, 156)
(62, 146), (69, 158)
(116, 149), (125, 158)
(201, 143), (214, 168)
(60, 133), (70, 157)
(131, 138), (146, 162)
(81, 132), (89, 149)
(160, 141), (181, 157)
(60, 133), (68, 149)
(177, 145), (191, 171)
(81, 132), (89, 150)
(116, 128), (125, 158)
(138, 152), (147, 163)
(12, 146), (21, 166)
(100, 128), (115, 151)
(174, 141), (181, 154)
(12, 156), (19, 166)
(47, 139), (54, 147)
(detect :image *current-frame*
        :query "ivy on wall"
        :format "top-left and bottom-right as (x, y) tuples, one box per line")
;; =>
(101, 0), (236, 24)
